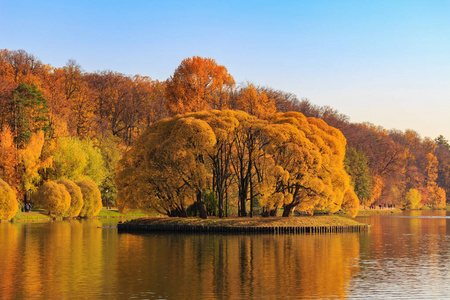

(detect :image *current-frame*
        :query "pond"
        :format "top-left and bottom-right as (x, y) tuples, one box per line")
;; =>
(1, 211), (450, 299)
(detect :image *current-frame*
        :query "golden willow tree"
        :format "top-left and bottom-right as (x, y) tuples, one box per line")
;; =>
(116, 110), (359, 218)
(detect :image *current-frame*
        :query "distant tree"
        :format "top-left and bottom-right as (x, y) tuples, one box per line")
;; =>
(233, 83), (276, 118)
(165, 56), (235, 115)
(435, 135), (450, 149)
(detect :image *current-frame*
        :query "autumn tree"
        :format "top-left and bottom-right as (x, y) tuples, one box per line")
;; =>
(0, 125), (18, 189)
(233, 83), (276, 118)
(0, 49), (44, 86)
(0, 179), (18, 220)
(35, 181), (71, 217)
(77, 178), (102, 217)
(50, 136), (106, 187)
(404, 188), (422, 209)
(263, 112), (355, 217)
(165, 56), (235, 115)
(17, 131), (52, 197)
(56, 178), (84, 218)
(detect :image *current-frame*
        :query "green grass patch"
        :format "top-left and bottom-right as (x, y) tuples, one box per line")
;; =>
(356, 209), (403, 216)
(9, 208), (153, 222)
(126, 215), (366, 227)
(12, 210), (52, 222)
(96, 208), (150, 218)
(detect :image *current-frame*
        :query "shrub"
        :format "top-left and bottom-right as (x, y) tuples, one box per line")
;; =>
(56, 178), (84, 217)
(0, 179), (18, 220)
(36, 181), (71, 217)
(77, 178), (102, 217)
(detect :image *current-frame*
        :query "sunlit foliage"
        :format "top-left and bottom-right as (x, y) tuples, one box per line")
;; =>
(0, 179), (18, 220)
(404, 188), (422, 209)
(18, 131), (52, 193)
(117, 110), (358, 218)
(51, 137), (106, 187)
(77, 178), (102, 217)
(56, 178), (83, 218)
(165, 56), (235, 114)
(35, 181), (71, 217)
(0, 125), (18, 189)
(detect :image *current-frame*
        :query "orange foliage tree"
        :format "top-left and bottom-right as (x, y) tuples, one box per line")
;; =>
(165, 56), (235, 115)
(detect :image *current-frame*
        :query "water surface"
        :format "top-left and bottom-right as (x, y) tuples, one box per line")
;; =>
(1, 211), (449, 299)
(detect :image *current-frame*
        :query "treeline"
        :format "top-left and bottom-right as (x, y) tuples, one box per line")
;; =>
(0, 49), (449, 219)
(283, 102), (449, 209)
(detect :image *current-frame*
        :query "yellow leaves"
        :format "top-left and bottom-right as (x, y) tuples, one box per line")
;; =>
(234, 83), (276, 118)
(0, 179), (18, 220)
(342, 187), (359, 218)
(18, 131), (47, 192)
(35, 181), (71, 217)
(118, 109), (357, 217)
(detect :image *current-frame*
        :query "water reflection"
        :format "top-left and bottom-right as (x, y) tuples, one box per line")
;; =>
(115, 232), (360, 299)
(0, 220), (360, 299)
(354, 211), (450, 299)
(2, 213), (450, 298)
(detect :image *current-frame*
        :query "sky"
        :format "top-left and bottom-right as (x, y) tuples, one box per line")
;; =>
(1, 0), (449, 140)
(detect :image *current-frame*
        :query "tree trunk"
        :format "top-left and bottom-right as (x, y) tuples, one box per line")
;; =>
(197, 190), (208, 219)
(269, 208), (278, 217)
(218, 195), (224, 218)
(239, 189), (247, 217)
(282, 203), (297, 217)
(249, 169), (253, 218)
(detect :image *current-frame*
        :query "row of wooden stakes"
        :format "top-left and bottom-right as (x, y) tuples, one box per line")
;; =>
(117, 223), (370, 234)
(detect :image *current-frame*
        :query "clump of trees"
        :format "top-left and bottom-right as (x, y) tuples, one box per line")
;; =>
(57, 178), (83, 217)
(116, 110), (359, 218)
(35, 181), (71, 217)
(0, 179), (18, 220)
(35, 178), (102, 218)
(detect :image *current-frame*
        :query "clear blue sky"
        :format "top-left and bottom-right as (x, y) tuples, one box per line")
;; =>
(1, 0), (449, 140)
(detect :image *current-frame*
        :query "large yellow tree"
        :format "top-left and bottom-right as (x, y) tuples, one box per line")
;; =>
(116, 110), (359, 218)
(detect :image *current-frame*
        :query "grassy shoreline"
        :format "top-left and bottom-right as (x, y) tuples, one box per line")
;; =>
(4, 208), (149, 223)
(125, 215), (367, 227)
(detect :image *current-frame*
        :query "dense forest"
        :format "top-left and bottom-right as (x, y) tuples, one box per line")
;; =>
(1, 49), (449, 219)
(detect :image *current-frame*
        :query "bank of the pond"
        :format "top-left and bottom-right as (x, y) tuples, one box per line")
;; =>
(4, 208), (149, 223)
(356, 208), (403, 216)
(119, 215), (369, 234)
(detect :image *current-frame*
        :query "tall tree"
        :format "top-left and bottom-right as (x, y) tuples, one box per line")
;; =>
(10, 83), (51, 146)
(344, 147), (372, 206)
(165, 56), (235, 115)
